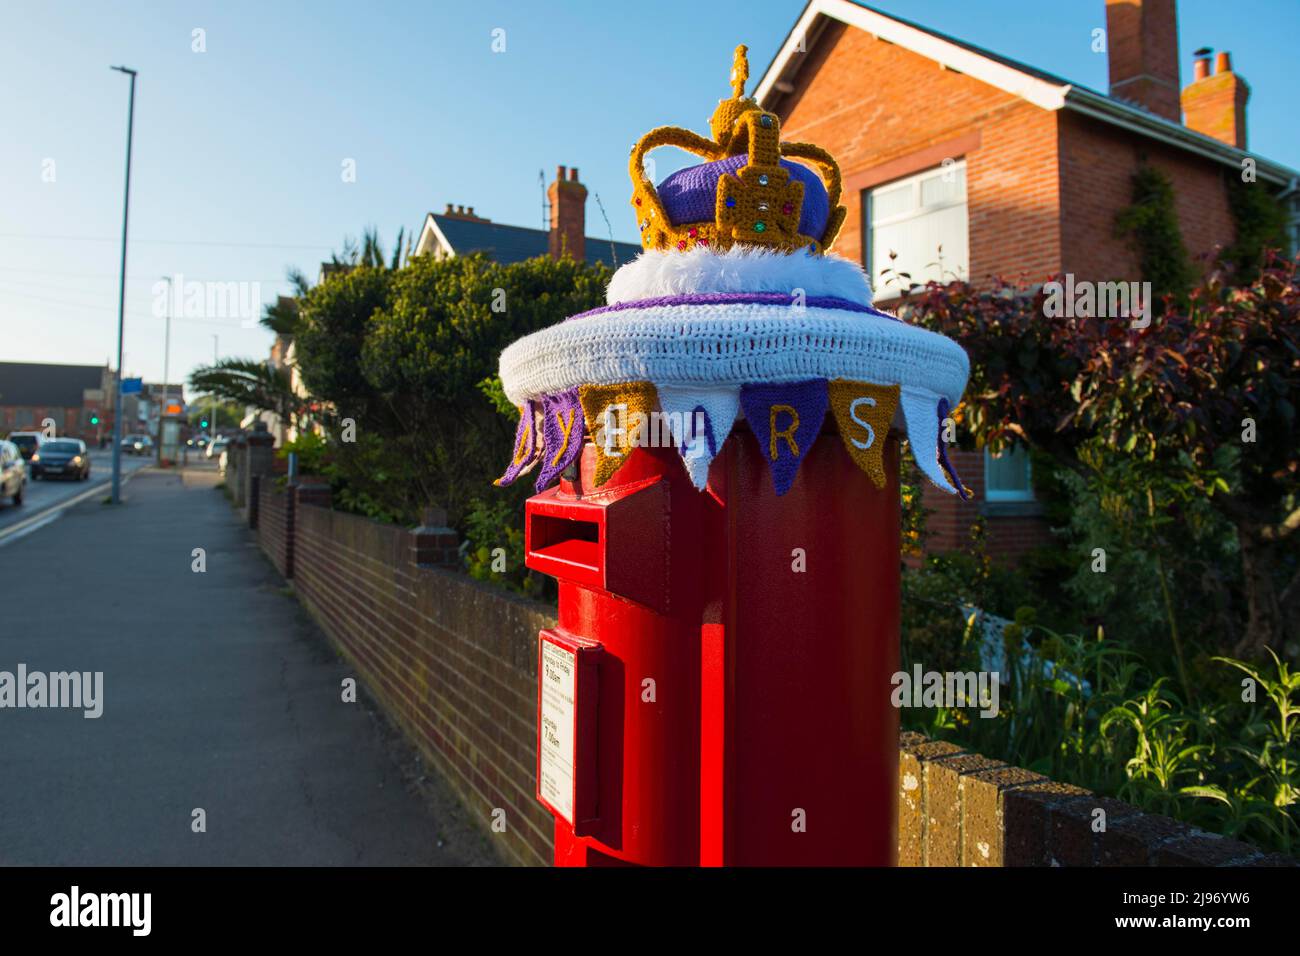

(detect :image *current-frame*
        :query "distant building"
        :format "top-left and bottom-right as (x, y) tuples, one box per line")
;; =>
(414, 166), (642, 268)
(0, 362), (112, 442)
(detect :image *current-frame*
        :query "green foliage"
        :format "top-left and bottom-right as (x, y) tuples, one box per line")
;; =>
(1114, 164), (1196, 305)
(461, 497), (551, 599)
(905, 255), (1300, 657)
(899, 592), (1300, 853)
(285, 250), (609, 539)
(277, 430), (328, 473)
(1224, 178), (1290, 280)
(188, 358), (298, 425)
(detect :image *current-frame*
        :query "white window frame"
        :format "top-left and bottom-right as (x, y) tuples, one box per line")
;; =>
(983, 445), (1034, 503)
(863, 160), (969, 295)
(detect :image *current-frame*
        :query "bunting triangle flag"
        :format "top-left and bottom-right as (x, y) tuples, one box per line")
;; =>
(739, 380), (829, 496)
(900, 386), (958, 495)
(578, 382), (659, 487)
(656, 385), (741, 490)
(534, 389), (585, 490)
(936, 397), (971, 500)
(827, 380), (899, 490)
(494, 399), (542, 487)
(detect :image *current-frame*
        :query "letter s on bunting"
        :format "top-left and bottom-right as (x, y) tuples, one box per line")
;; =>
(828, 381), (899, 490)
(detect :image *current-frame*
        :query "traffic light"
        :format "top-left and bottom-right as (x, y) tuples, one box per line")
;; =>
(200, 419), (209, 429)
(90, 415), (100, 425)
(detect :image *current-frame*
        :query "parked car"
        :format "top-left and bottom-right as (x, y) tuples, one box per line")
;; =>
(31, 438), (90, 481)
(7, 431), (44, 461)
(206, 437), (229, 460)
(0, 441), (26, 505)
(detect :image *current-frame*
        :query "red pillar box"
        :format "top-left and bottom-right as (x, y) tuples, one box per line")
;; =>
(496, 46), (970, 867)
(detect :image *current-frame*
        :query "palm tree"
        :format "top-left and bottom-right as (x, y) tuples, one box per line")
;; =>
(189, 358), (298, 430)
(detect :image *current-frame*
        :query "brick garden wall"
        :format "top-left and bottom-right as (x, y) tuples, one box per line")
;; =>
(256, 483), (292, 579)
(246, 489), (1288, 867)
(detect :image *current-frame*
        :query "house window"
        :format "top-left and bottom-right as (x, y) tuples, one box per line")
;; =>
(984, 446), (1034, 502)
(864, 160), (969, 297)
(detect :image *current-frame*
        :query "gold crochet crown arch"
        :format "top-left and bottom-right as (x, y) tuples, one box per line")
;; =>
(629, 45), (847, 256)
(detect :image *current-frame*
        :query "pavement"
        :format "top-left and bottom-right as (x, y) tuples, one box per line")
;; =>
(0, 461), (499, 865)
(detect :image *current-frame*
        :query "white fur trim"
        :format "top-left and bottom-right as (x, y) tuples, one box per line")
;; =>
(606, 247), (873, 306)
(499, 302), (968, 408)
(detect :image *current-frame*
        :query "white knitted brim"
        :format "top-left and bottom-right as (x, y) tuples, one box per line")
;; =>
(606, 246), (874, 305)
(498, 302), (969, 408)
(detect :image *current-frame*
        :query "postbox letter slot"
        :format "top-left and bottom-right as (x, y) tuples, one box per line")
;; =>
(529, 513), (602, 574)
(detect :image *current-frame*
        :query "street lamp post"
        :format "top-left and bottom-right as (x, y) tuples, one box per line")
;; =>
(211, 335), (219, 437)
(110, 65), (137, 505)
(157, 275), (171, 465)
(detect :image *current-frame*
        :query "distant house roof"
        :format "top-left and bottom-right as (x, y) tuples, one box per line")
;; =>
(420, 213), (642, 269)
(756, 0), (1299, 186)
(0, 362), (106, 408)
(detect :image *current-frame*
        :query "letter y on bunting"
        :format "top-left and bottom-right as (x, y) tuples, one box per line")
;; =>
(535, 389), (584, 490)
(739, 380), (828, 496)
(495, 399), (542, 487)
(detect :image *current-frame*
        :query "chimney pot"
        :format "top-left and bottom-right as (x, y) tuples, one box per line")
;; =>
(457, 205), (464, 214)
(1193, 55), (1211, 81)
(1215, 51), (1232, 74)
(556, 165), (566, 182)
(569, 167), (579, 182)
(467, 206), (475, 217)
(444, 202), (454, 214)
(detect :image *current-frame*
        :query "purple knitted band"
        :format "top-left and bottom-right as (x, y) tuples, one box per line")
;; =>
(567, 293), (899, 322)
(935, 397), (970, 501)
(658, 156), (830, 239)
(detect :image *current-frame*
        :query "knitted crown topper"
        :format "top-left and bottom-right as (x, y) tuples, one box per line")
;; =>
(629, 45), (847, 257)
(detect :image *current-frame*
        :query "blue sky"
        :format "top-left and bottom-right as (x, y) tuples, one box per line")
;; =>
(4, 0), (1298, 389)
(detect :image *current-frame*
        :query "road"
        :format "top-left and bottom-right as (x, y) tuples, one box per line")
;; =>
(0, 448), (153, 541)
(0, 460), (498, 865)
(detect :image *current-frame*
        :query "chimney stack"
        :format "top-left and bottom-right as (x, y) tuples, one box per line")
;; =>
(1104, 0), (1181, 122)
(1181, 48), (1250, 148)
(548, 163), (587, 262)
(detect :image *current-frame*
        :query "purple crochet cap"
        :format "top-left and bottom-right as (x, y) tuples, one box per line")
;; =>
(658, 156), (830, 239)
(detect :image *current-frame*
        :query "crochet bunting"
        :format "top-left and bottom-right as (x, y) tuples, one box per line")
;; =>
(936, 397), (971, 501)
(656, 385), (740, 490)
(534, 389), (584, 491)
(900, 386), (957, 495)
(494, 399), (542, 487)
(827, 380), (899, 491)
(739, 379), (829, 496)
(578, 382), (659, 488)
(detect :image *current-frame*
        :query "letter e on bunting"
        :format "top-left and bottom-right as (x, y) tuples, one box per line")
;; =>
(739, 380), (828, 496)
(828, 381), (898, 490)
(579, 382), (658, 487)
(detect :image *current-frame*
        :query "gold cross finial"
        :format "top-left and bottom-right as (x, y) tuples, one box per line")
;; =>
(730, 44), (749, 99)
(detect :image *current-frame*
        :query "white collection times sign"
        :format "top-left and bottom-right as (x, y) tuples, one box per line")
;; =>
(539, 639), (578, 825)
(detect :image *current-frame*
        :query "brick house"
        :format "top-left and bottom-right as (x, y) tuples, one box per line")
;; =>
(0, 362), (113, 443)
(755, 0), (1300, 562)
(413, 166), (642, 269)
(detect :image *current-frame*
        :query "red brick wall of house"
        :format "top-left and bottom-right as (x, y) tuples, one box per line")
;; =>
(772, 20), (1245, 566)
(1058, 110), (1236, 282)
(776, 22), (1063, 289)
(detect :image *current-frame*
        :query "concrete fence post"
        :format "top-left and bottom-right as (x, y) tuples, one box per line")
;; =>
(244, 421), (276, 516)
(409, 505), (460, 568)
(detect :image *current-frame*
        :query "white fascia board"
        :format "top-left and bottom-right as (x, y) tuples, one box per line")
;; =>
(755, 0), (1067, 111)
(1063, 87), (1298, 186)
(415, 212), (457, 258)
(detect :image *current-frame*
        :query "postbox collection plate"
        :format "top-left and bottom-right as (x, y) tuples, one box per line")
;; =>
(536, 629), (600, 832)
